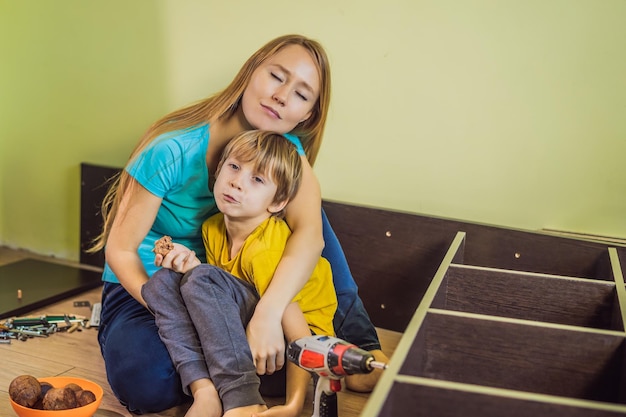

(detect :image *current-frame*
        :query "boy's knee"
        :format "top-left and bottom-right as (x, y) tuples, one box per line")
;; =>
(182, 264), (244, 295)
(145, 268), (179, 292)
(142, 269), (182, 306)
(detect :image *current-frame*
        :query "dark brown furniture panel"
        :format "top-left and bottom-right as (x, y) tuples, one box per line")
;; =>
(0, 259), (103, 319)
(378, 382), (626, 417)
(322, 201), (614, 332)
(402, 311), (624, 402)
(432, 264), (620, 330)
(79, 163), (121, 267)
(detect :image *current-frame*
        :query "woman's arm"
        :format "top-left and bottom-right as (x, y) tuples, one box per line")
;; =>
(254, 303), (312, 417)
(282, 302), (314, 414)
(105, 179), (162, 307)
(246, 156), (324, 375)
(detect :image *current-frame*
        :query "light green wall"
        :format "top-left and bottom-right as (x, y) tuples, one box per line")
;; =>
(1, 0), (625, 261)
(0, 1), (169, 259)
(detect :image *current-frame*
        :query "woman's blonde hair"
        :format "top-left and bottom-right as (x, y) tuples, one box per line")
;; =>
(89, 34), (331, 252)
(216, 130), (303, 215)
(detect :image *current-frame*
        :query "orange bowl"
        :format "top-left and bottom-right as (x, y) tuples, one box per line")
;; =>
(9, 376), (103, 417)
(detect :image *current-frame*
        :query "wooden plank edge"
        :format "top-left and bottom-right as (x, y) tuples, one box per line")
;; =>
(450, 263), (616, 286)
(393, 375), (626, 414)
(360, 231), (466, 417)
(429, 308), (626, 338)
(609, 248), (626, 333)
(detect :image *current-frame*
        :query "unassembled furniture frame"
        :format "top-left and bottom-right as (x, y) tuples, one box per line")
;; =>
(363, 232), (626, 416)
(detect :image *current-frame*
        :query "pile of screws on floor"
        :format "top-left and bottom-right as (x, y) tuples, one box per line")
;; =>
(0, 314), (91, 344)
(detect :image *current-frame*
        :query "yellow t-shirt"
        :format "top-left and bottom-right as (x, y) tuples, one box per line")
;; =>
(202, 213), (337, 336)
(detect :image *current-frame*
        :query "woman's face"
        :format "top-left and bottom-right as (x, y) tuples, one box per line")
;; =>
(241, 44), (321, 134)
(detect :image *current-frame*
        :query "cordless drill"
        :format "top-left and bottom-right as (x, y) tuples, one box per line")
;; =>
(287, 335), (387, 417)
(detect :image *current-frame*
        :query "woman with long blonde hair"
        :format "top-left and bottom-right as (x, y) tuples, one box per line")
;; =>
(94, 34), (386, 414)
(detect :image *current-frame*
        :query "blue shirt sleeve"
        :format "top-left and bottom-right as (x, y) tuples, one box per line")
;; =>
(282, 133), (305, 156)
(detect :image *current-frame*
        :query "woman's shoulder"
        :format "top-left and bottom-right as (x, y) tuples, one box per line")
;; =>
(126, 123), (210, 192)
(282, 133), (305, 156)
(131, 123), (209, 171)
(151, 123), (209, 153)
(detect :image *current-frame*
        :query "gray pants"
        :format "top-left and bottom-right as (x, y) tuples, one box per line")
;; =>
(141, 264), (264, 412)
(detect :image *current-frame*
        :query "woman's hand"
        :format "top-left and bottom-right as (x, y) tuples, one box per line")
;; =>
(155, 242), (201, 274)
(246, 303), (286, 375)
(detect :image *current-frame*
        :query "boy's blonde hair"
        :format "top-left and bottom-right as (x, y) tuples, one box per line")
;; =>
(217, 131), (303, 214)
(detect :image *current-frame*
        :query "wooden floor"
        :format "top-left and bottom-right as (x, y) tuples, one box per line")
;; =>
(0, 247), (401, 416)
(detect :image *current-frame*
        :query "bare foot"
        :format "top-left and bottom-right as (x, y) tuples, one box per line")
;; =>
(185, 383), (222, 417)
(345, 349), (389, 393)
(224, 404), (268, 417)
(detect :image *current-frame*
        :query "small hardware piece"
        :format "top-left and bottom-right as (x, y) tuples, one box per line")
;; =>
(90, 302), (102, 327)
(74, 300), (91, 308)
(67, 322), (81, 333)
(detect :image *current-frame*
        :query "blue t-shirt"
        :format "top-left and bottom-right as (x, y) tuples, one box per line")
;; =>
(102, 124), (304, 283)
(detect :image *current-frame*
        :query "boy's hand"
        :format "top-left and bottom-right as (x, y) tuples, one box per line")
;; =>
(246, 310), (285, 375)
(155, 242), (201, 274)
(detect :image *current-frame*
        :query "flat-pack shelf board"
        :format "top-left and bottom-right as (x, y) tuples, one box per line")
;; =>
(363, 232), (626, 417)
(433, 264), (620, 330)
(0, 259), (102, 319)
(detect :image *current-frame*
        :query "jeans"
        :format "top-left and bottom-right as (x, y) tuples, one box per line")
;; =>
(322, 210), (381, 351)
(98, 209), (381, 413)
(97, 282), (185, 414)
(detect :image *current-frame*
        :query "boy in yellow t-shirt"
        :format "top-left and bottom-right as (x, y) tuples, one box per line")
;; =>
(142, 130), (337, 417)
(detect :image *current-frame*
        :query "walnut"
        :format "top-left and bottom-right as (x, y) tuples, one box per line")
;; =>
(153, 235), (174, 256)
(76, 389), (97, 407)
(39, 382), (53, 397)
(42, 387), (78, 410)
(9, 375), (41, 408)
(64, 382), (83, 393)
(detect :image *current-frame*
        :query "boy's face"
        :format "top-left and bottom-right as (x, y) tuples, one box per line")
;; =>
(214, 156), (287, 221)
